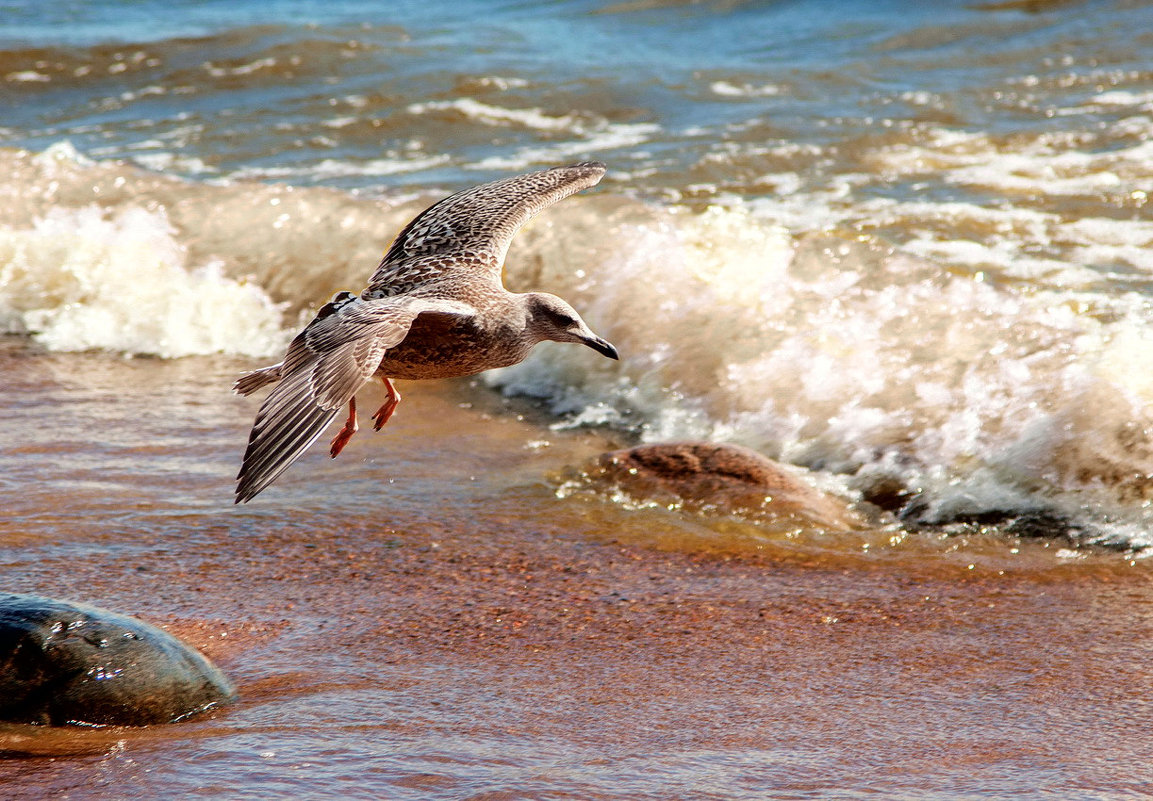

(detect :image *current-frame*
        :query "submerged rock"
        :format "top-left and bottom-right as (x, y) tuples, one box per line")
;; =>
(0, 593), (235, 727)
(588, 442), (863, 531)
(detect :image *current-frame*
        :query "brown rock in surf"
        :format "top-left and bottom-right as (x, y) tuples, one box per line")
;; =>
(590, 442), (862, 531)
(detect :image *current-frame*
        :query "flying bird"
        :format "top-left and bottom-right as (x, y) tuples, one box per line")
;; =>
(233, 162), (617, 503)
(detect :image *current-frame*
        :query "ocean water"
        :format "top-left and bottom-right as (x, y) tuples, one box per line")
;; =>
(3, 1), (1153, 796)
(4, 0), (1151, 545)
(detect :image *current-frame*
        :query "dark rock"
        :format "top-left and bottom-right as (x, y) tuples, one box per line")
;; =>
(0, 593), (235, 726)
(588, 442), (863, 530)
(899, 504), (1093, 544)
(855, 474), (917, 513)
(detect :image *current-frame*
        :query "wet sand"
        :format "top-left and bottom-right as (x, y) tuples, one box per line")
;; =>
(3, 344), (1153, 798)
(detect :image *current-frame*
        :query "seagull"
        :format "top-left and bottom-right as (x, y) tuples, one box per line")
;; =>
(233, 162), (617, 503)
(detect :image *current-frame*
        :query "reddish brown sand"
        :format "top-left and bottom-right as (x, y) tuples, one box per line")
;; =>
(2, 345), (1152, 799)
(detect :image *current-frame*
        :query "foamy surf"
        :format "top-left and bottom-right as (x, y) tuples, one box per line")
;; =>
(0, 142), (424, 353)
(0, 204), (288, 358)
(4, 141), (1153, 550)
(0, 147), (290, 358)
(489, 202), (1153, 550)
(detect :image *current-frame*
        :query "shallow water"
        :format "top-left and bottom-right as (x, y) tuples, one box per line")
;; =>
(3, 0), (1153, 796)
(3, 344), (1153, 799)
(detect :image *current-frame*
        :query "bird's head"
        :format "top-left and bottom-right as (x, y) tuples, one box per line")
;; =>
(524, 292), (619, 361)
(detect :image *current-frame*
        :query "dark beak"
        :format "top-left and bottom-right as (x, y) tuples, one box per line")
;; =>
(583, 335), (619, 361)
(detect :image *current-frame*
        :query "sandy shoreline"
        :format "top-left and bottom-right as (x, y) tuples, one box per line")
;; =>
(6, 500), (1153, 797)
(2, 348), (1152, 797)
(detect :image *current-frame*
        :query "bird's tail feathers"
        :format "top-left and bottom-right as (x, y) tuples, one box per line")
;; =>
(233, 364), (283, 396)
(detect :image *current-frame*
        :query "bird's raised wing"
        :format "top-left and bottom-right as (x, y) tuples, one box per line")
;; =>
(235, 295), (475, 503)
(365, 162), (606, 295)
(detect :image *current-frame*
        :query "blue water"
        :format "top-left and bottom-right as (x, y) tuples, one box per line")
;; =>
(5, 0), (1146, 189)
(1, 0), (969, 52)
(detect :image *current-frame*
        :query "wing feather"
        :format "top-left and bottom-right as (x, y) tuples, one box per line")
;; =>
(235, 296), (475, 503)
(366, 162), (605, 293)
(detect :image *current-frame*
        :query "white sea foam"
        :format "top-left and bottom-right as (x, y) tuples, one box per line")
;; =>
(130, 151), (215, 175)
(1091, 89), (1153, 107)
(0, 204), (289, 358)
(204, 57), (280, 78)
(406, 98), (584, 132)
(468, 122), (661, 172)
(739, 124), (1153, 300)
(709, 80), (783, 98)
(468, 75), (529, 91)
(492, 200), (1153, 546)
(5, 70), (51, 82)
(867, 126), (1152, 200)
(228, 153), (451, 181)
(403, 97), (660, 171)
(865, 199), (1153, 285)
(33, 139), (95, 168)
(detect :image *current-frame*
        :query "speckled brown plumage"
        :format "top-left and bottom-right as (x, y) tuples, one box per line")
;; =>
(233, 162), (617, 503)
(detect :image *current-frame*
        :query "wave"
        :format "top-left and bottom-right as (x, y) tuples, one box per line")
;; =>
(0, 202), (288, 358)
(3, 142), (1152, 549)
(0, 145), (289, 357)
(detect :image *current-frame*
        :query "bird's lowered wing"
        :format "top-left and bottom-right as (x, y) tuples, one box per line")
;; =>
(235, 295), (475, 503)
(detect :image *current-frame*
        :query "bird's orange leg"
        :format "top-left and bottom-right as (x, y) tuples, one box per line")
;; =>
(371, 377), (401, 431)
(330, 396), (358, 458)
